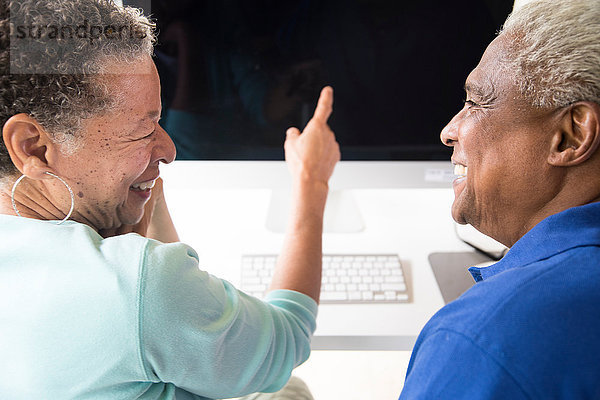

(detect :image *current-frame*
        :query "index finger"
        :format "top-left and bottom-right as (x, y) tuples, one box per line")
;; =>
(311, 86), (333, 123)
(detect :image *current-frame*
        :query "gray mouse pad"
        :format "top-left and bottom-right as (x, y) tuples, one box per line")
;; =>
(428, 252), (493, 304)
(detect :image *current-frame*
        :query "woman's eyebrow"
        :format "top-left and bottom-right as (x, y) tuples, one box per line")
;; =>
(128, 111), (160, 136)
(144, 110), (161, 122)
(134, 110), (161, 129)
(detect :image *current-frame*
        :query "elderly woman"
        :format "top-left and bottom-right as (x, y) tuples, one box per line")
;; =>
(0, 1), (339, 399)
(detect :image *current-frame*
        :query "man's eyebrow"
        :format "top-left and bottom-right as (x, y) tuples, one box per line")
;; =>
(464, 81), (497, 103)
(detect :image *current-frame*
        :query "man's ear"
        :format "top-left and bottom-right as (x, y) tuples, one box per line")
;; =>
(548, 102), (600, 166)
(2, 113), (53, 179)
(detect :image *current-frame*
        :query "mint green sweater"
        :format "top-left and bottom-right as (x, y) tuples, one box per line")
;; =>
(0, 215), (317, 399)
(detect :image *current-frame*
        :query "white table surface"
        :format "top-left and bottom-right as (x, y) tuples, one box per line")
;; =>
(160, 161), (474, 350)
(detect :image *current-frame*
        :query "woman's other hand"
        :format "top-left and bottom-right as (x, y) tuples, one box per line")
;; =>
(101, 178), (179, 242)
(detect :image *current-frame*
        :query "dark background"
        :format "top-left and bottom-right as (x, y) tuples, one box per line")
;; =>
(138, 0), (514, 160)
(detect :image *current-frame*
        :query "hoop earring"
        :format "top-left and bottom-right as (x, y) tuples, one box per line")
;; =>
(11, 172), (75, 225)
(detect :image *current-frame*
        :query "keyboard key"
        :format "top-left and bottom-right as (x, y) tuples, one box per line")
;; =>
(387, 275), (404, 283)
(321, 292), (348, 301)
(381, 283), (407, 292)
(244, 269), (258, 277)
(349, 291), (362, 301)
(244, 284), (266, 293)
(370, 283), (381, 291)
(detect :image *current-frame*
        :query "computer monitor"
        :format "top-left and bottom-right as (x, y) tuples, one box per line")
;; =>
(131, 0), (513, 233)
(146, 0), (512, 160)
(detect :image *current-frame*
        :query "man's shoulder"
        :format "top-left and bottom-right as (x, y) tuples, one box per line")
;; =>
(416, 246), (600, 395)
(434, 245), (600, 333)
(407, 246), (600, 397)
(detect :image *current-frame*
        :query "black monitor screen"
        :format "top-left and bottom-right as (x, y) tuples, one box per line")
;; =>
(148, 0), (513, 160)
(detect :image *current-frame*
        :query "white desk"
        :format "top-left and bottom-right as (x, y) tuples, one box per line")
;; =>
(160, 161), (474, 351)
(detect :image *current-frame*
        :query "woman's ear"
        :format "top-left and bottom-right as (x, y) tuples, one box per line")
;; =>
(2, 113), (53, 179)
(548, 102), (600, 166)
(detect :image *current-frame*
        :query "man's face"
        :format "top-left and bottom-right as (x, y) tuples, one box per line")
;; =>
(440, 35), (561, 246)
(52, 57), (176, 231)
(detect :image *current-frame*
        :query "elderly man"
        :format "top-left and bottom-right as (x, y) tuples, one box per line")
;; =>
(399, 0), (600, 398)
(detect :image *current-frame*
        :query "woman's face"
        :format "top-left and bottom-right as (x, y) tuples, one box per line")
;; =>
(51, 57), (176, 231)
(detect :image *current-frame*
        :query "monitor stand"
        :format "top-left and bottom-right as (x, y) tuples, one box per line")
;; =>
(265, 189), (365, 233)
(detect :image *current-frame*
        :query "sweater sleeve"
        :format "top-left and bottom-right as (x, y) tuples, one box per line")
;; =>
(399, 329), (529, 400)
(137, 240), (317, 399)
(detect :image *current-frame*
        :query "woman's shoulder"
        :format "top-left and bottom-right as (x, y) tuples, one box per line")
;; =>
(95, 230), (201, 274)
(0, 214), (199, 274)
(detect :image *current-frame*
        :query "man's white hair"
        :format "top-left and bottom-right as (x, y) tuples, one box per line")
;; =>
(501, 0), (600, 108)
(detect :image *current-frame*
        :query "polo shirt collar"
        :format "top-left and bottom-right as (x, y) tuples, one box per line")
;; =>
(469, 202), (600, 282)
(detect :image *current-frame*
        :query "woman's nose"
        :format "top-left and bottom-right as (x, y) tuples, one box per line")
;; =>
(153, 124), (177, 164)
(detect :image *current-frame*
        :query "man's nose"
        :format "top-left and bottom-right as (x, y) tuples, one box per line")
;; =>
(440, 112), (460, 147)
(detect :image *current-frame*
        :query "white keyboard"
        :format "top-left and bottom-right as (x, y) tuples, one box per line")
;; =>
(241, 254), (409, 303)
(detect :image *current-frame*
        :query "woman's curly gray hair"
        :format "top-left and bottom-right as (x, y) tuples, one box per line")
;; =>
(0, 0), (155, 179)
(500, 0), (600, 108)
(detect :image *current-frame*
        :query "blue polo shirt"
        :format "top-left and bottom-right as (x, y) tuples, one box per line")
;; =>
(399, 202), (600, 399)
